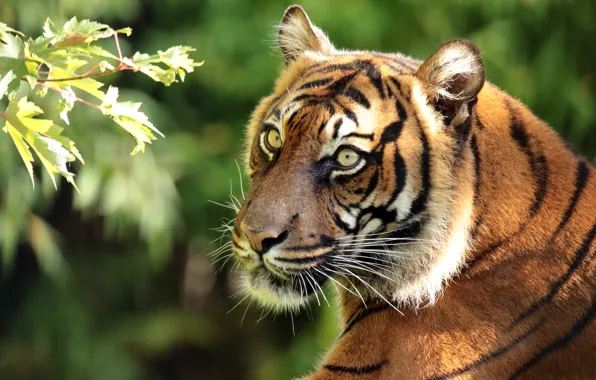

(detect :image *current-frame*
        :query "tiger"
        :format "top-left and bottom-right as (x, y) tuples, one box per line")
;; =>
(227, 5), (596, 379)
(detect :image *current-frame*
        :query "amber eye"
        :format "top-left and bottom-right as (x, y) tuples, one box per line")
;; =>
(336, 148), (361, 168)
(265, 128), (282, 150)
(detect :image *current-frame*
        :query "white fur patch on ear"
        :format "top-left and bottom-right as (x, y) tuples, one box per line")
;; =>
(416, 39), (485, 102)
(278, 5), (334, 65)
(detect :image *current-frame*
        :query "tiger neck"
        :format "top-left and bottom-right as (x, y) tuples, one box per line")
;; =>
(460, 84), (592, 277)
(338, 83), (594, 321)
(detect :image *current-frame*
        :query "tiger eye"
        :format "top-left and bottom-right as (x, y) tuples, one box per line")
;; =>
(336, 148), (361, 168)
(266, 129), (282, 150)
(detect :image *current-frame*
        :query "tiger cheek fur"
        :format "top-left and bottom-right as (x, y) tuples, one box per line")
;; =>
(228, 5), (596, 379)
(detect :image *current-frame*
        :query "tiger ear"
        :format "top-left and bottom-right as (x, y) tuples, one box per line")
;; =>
(278, 5), (335, 65)
(416, 39), (485, 125)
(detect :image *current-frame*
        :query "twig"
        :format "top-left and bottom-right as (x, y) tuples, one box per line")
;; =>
(39, 83), (101, 110)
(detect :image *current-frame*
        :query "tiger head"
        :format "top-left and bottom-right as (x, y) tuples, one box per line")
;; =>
(230, 5), (485, 311)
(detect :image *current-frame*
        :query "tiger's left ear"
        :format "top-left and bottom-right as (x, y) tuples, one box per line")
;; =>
(278, 5), (335, 66)
(416, 39), (485, 126)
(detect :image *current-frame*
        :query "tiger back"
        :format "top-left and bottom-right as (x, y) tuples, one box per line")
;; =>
(229, 5), (596, 379)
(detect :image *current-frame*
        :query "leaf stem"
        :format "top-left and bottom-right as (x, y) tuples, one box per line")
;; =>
(0, 112), (7, 120)
(39, 83), (102, 110)
(114, 34), (123, 60)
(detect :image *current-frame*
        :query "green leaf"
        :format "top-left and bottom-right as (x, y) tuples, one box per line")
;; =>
(45, 67), (105, 100)
(57, 86), (76, 125)
(0, 22), (24, 43)
(100, 86), (164, 155)
(43, 17), (133, 47)
(0, 33), (28, 92)
(0, 70), (17, 101)
(124, 46), (203, 86)
(4, 97), (83, 188)
(4, 124), (35, 186)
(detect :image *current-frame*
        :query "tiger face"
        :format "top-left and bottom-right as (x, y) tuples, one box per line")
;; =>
(231, 5), (484, 311)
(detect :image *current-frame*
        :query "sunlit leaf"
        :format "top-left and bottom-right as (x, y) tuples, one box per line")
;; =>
(100, 86), (163, 155)
(5, 97), (83, 188)
(0, 70), (16, 101)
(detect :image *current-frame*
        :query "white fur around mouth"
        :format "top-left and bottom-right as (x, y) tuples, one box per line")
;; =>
(241, 267), (306, 312)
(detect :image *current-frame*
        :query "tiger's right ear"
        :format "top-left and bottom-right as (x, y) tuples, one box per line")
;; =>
(416, 39), (485, 126)
(278, 5), (335, 65)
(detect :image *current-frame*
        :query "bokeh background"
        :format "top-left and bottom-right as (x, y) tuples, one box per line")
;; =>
(0, 0), (595, 379)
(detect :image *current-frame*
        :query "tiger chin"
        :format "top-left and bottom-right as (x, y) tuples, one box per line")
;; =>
(227, 5), (596, 379)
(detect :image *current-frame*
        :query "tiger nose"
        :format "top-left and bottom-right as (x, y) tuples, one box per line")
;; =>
(240, 221), (288, 255)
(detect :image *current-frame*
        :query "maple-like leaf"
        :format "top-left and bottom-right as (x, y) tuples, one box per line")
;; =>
(100, 87), (164, 155)
(3, 97), (83, 188)
(1, 17), (202, 190)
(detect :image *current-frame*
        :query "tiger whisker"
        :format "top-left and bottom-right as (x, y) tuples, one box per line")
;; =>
(290, 309), (295, 336)
(335, 222), (421, 240)
(339, 249), (413, 259)
(255, 308), (271, 325)
(227, 292), (251, 314)
(334, 254), (397, 267)
(313, 267), (358, 298)
(234, 159), (247, 200)
(307, 271), (330, 307)
(304, 273), (321, 306)
(337, 267), (403, 315)
(216, 254), (235, 274)
(322, 264), (367, 308)
(212, 252), (234, 266)
(229, 179), (243, 210)
(206, 241), (232, 257)
(332, 259), (398, 283)
(240, 298), (255, 326)
(208, 199), (239, 212)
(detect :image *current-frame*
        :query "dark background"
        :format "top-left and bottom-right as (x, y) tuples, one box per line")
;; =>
(1, 0), (595, 379)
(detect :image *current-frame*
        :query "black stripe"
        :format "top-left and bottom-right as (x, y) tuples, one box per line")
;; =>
(344, 87), (371, 109)
(297, 77), (334, 90)
(509, 112), (548, 217)
(384, 62), (404, 75)
(286, 110), (300, 131)
(284, 238), (335, 252)
(384, 82), (394, 98)
(510, 222), (596, 327)
(409, 125), (430, 216)
(307, 99), (336, 115)
(428, 323), (542, 380)
(362, 168), (379, 200)
(274, 254), (328, 264)
(549, 160), (590, 242)
(317, 119), (328, 136)
(380, 120), (404, 144)
(464, 108), (549, 274)
(325, 360), (388, 375)
(329, 203), (352, 232)
(341, 304), (391, 337)
(387, 76), (404, 98)
(510, 298), (596, 379)
(363, 62), (385, 98)
(468, 134), (483, 242)
(344, 132), (374, 140)
(340, 104), (358, 125)
(387, 145), (407, 206)
(316, 61), (368, 73)
(332, 118), (343, 139)
(271, 108), (281, 120)
(388, 57), (418, 72)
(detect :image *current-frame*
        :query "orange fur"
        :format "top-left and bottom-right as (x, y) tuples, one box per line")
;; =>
(230, 5), (596, 379)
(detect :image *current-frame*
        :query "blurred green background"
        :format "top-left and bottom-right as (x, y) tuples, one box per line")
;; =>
(0, 0), (594, 379)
